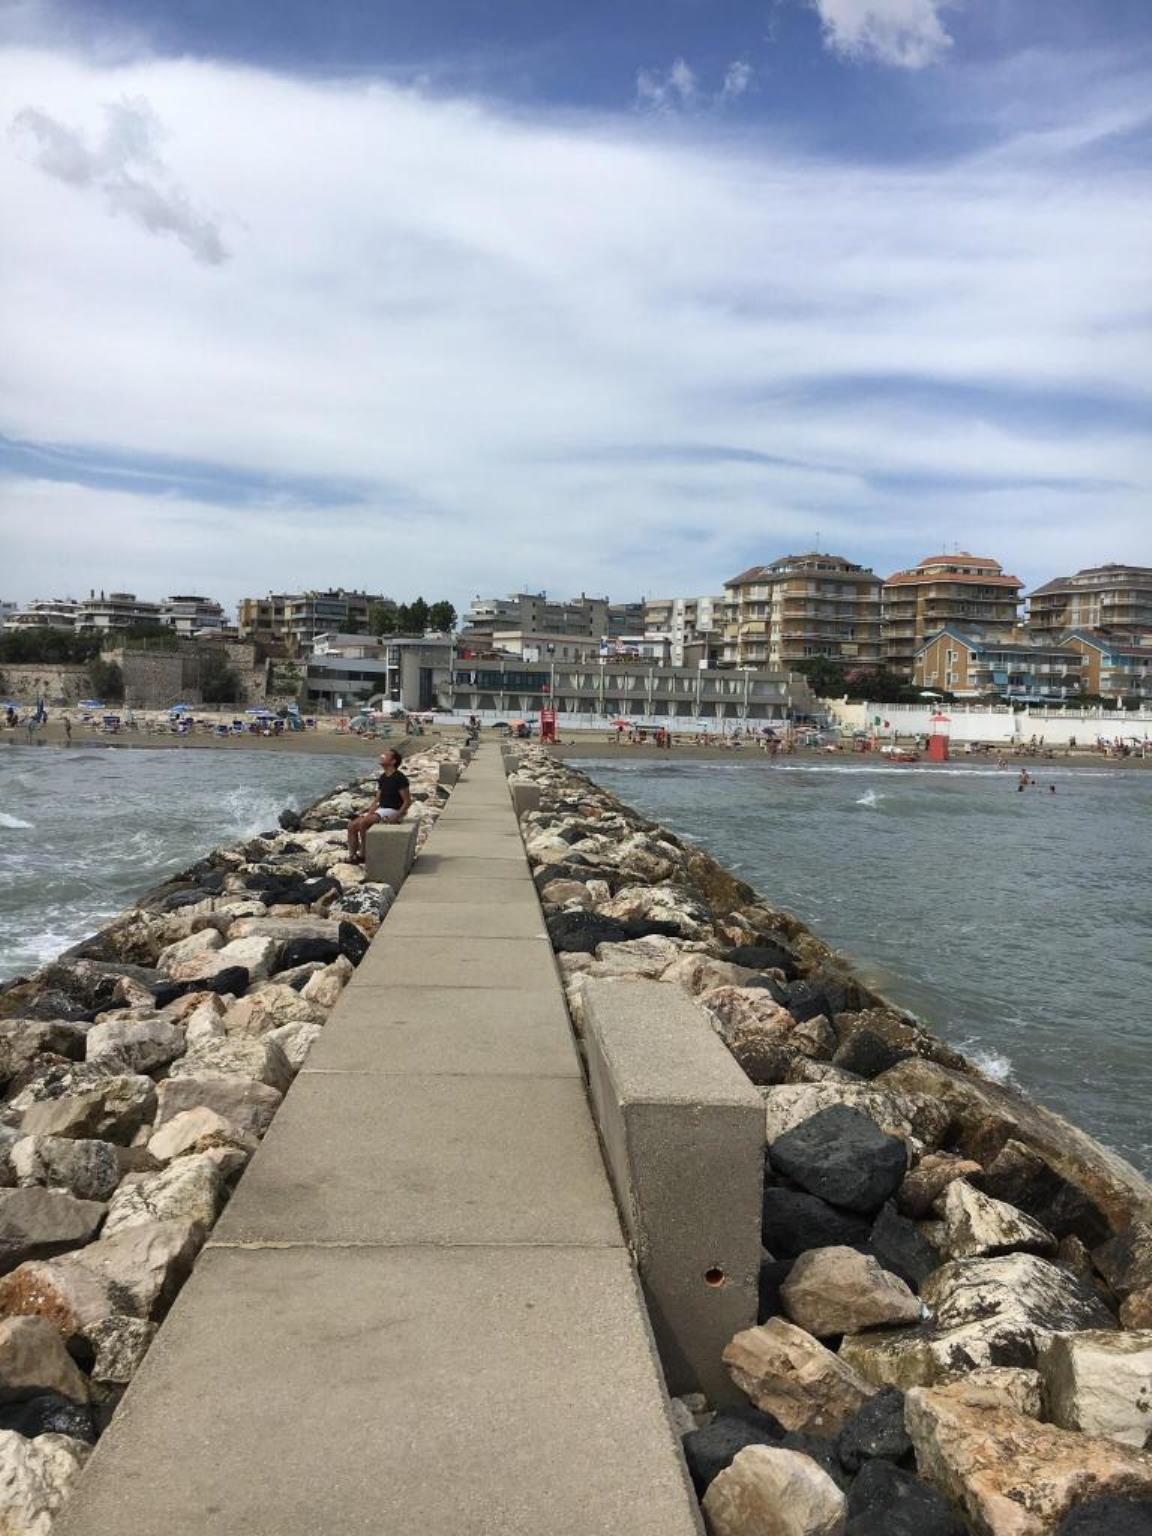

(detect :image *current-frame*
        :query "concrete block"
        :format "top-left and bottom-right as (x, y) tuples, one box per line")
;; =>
(581, 978), (764, 1404)
(52, 1246), (703, 1536)
(383, 900), (548, 938)
(364, 820), (418, 888)
(355, 933), (559, 991)
(437, 761), (460, 786)
(510, 780), (542, 817)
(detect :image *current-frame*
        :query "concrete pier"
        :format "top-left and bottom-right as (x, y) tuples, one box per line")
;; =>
(55, 745), (703, 1536)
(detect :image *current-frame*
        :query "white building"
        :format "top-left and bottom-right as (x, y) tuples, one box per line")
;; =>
(305, 634), (453, 711)
(160, 595), (227, 637)
(77, 591), (162, 631)
(0, 601), (19, 629)
(643, 595), (725, 666)
(6, 598), (82, 630)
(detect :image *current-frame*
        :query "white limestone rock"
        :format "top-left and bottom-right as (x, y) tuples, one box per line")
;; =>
(153, 1076), (282, 1137)
(0, 1430), (89, 1536)
(102, 1154), (224, 1238)
(781, 1247), (922, 1338)
(703, 1445), (847, 1536)
(938, 1179), (1057, 1260)
(1038, 1329), (1152, 1448)
(87, 1315), (157, 1386)
(156, 927), (224, 978)
(166, 1036), (294, 1093)
(84, 1017), (186, 1075)
(723, 1319), (875, 1435)
(147, 1107), (256, 1166)
(10, 1136), (121, 1203)
(222, 985), (323, 1037)
(265, 1020), (324, 1071)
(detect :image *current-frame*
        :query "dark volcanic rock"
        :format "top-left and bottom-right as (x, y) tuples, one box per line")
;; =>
(833, 1028), (915, 1079)
(278, 937), (342, 971)
(723, 941), (798, 978)
(1056, 1499), (1152, 1536)
(975, 1139), (1112, 1248)
(681, 1414), (783, 1495)
(758, 1256), (794, 1322)
(836, 1387), (911, 1473)
(768, 1105), (908, 1215)
(779, 1431), (851, 1492)
(162, 889), (209, 912)
(761, 1186), (873, 1260)
(786, 977), (842, 1023)
(151, 966), (250, 1009)
(846, 1460), (967, 1536)
(278, 809), (303, 831)
(338, 921), (370, 966)
(738, 973), (792, 1006)
(869, 1202), (942, 1289)
(0, 1391), (97, 1443)
(547, 911), (631, 953)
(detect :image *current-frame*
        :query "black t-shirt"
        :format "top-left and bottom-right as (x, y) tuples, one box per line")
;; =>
(377, 769), (409, 810)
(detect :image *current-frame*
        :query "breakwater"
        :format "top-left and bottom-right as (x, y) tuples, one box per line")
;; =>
(0, 742), (461, 1531)
(509, 746), (1152, 1536)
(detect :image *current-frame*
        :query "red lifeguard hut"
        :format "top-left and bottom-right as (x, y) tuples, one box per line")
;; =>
(927, 710), (951, 762)
(540, 707), (558, 744)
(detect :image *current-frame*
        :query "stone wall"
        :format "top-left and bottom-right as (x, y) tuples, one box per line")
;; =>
(0, 664), (92, 704)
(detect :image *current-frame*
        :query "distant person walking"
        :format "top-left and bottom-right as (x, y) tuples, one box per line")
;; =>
(347, 749), (412, 864)
(63, 716), (72, 744)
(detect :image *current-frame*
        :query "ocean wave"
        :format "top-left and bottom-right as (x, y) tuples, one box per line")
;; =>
(855, 789), (883, 808)
(957, 1041), (1015, 1084)
(0, 813), (33, 830)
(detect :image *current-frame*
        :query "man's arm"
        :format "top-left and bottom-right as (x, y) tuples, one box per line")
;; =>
(397, 786), (412, 819)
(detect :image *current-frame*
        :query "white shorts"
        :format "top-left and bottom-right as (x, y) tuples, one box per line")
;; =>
(376, 808), (402, 823)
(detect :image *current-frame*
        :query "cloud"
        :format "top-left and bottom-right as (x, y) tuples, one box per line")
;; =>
(0, 43), (1149, 610)
(635, 58), (754, 113)
(809, 0), (958, 69)
(10, 96), (228, 263)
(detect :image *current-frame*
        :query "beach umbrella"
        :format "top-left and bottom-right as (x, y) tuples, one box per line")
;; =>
(78, 699), (103, 709)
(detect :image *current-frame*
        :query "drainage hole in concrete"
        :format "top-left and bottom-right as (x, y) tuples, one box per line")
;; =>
(703, 1267), (727, 1288)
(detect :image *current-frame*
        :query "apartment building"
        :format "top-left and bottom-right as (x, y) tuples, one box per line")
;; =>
(446, 656), (817, 723)
(914, 627), (1083, 702)
(882, 554), (1022, 675)
(304, 634), (453, 711)
(1027, 564), (1152, 641)
(237, 590), (386, 654)
(643, 595), (725, 666)
(1062, 631), (1152, 703)
(5, 598), (82, 630)
(159, 595), (227, 637)
(77, 591), (162, 631)
(722, 554), (882, 669)
(462, 593), (644, 645)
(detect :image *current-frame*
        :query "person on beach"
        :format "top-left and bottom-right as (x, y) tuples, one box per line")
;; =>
(347, 748), (412, 864)
(63, 716), (72, 744)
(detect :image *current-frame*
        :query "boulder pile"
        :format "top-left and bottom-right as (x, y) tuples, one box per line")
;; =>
(512, 748), (1152, 1536)
(0, 742), (462, 1532)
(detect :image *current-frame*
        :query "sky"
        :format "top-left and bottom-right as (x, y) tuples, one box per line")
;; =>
(1, 0), (1150, 617)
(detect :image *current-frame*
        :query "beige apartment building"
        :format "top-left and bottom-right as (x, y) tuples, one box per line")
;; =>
(882, 553), (1022, 674)
(237, 589), (386, 654)
(721, 553), (882, 669)
(1027, 564), (1152, 641)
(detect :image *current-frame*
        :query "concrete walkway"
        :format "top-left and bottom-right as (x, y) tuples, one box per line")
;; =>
(57, 748), (703, 1536)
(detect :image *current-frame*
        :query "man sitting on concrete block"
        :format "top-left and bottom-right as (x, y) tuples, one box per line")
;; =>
(347, 749), (412, 864)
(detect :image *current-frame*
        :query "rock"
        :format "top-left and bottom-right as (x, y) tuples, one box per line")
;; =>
(1054, 1498), (1152, 1536)
(87, 1315), (156, 1386)
(905, 1385), (1152, 1536)
(151, 967), (250, 1009)
(921, 1254), (1118, 1361)
(221, 985), (323, 1037)
(154, 1077), (282, 1137)
(722, 939), (798, 976)
(592, 936), (689, 978)
(0, 1429), (89, 1533)
(102, 1155), (224, 1239)
(781, 1248), (921, 1337)
(275, 936), (342, 970)
(540, 879), (592, 909)
(702, 1445), (847, 1536)
(0, 1317), (90, 1404)
(299, 964), (348, 1009)
(333, 884), (394, 920)
(937, 1178), (1056, 1261)
(682, 1413), (783, 1494)
(769, 1106), (907, 1216)
(167, 1036), (294, 1093)
(836, 1386), (910, 1472)
(944, 1367), (1044, 1418)
(156, 927), (225, 978)
(845, 1458), (967, 1536)
(975, 1140), (1112, 1249)
(7, 1067), (156, 1143)
(764, 1083), (943, 1147)
(545, 911), (632, 953)
(723, 1319), (875, 1435)
(661, 954), (761, 998)
(147, 1108), (256, 1166)
(10, 1137), (121, 1203)
(337, 920), (370, 965)
(265, 1021), (323, 1071)
(761, 1188), (872, 1261)
(876, 1059), (1151, 1235)
(183, 995), (228, 1045)
(898, 1153), (984, 1220)
(596, 885), (711, 938)
(777, 1430), (850, 1493)
(1121, 1291), (1152, 1330)
(0, 1024), (87, 1087)
(83, 1017), (185, 1075)
(0, 1393), (95, 1443)
(868, 1202), (942, 1288)
(0, 1190), (105, 1275)
(791, 1014), (837, 1060)
(1039, 1331), (1152, 1449)
(1095, 1222), (1152, 1303)
(202, 937), (280, 984)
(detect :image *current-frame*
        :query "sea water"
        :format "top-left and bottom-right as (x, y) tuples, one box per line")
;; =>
(0, 746), (360, 981)
(579, 757), (1152, 1175)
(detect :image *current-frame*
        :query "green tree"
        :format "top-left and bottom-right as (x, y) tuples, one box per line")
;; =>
(369, 601), (398, 636)
(427, 600), (457, 632)
(120, 622), (179, 650)
(0, 628), (102, 665)
(86, 658), (124, 702)
(406, 597), (430, 633)
(200, 650), (240, 704)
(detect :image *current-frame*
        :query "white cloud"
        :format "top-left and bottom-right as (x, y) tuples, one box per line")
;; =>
(809, 0), (958, 69)
(0, 43), (1149, 610)
(10, 96), (227, 262)
(635, 57), (699, 113)
(720, 60), (754, 103)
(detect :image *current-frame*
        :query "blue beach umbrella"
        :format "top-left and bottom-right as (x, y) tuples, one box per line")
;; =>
(78, 699), (103, 709)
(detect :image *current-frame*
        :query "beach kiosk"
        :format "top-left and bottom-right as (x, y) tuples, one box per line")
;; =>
(540, 706), (558, 743)
(927, 710), (951, 763)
